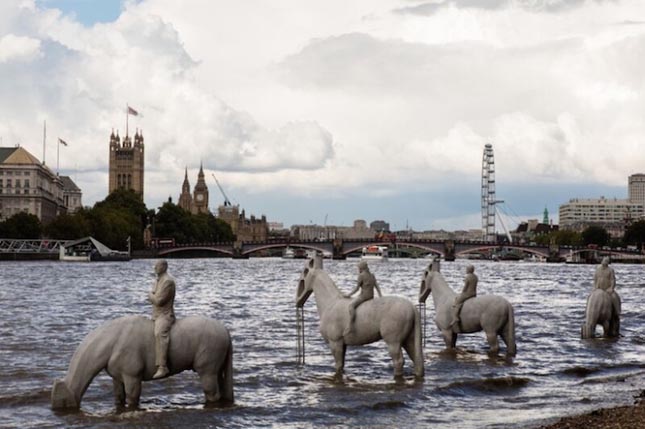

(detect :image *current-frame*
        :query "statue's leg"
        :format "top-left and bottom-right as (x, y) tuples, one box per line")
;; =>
(112, 378), (126, 407)
(199, 372), (221, 403)
(485, 331), (499, 354)
(122, 375), (142, 408)
(329, 340), (346, 379)
(387, 342), (404, 379)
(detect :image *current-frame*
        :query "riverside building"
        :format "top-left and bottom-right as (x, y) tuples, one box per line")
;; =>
(559, 197), (643, 237)
(628, 173), (645, 208)
(0, 146), (68, 223)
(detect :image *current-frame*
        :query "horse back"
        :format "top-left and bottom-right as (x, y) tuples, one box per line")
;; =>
(106, 315), (230, 380)
(459, 295), (511, 334)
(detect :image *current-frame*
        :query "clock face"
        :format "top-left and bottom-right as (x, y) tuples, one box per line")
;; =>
(196, 194), (204, 202)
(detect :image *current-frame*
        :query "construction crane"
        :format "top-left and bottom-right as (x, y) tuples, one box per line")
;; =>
(211, 173), (232, 207)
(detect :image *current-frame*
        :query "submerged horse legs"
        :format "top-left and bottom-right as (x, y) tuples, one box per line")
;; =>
(122, 375), (142, 408)
(112, 378), (126, 406)
(485, 331), (500, 354)
(387, 343), (404, 378)
(199, 372), (221, 403)
(441, 329), (458, 349)
(329, 340), (346, 380)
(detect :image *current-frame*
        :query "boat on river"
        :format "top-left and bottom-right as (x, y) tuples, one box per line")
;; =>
(361, 245), (388, 260)
(59, 237), (131, 262)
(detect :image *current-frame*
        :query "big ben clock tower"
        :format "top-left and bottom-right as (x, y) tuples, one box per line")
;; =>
(193, 163), (209, 214)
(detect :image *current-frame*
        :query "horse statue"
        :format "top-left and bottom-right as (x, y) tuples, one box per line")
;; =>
(51, 315), (234, 410)
(418, 259), (516, 356)
(581, 289), (621, 339)
(295, 255), (424, 380)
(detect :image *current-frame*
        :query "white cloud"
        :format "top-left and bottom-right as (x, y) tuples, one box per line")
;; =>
(1, 0), (644, 228)
(0, 33), (41, 63)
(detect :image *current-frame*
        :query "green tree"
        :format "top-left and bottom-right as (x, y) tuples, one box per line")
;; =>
(155, 202), (194, 243)
(0, 212), (42, 239)
(624, 220), (645, 251)
(551, 230), (582, 246)
(92, 189), (147, 250)
(44, 211), (91, 239)
(581, 225), (610, 247)
(87, 206), (139, 251)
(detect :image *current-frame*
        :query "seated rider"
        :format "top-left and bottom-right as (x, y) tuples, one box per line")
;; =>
(344, 260), (382, 335)
(148, 259), (176, 379)
(449, 265), (478, 331)
(593, 257), (620, 315)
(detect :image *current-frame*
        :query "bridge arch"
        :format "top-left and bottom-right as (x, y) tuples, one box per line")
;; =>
(342, 242), (444, 257)
(242, 243), (329, 256)
(158, 246), (234, 257)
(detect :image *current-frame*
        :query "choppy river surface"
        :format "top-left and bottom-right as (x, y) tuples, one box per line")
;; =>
(0, 258), (643, 428)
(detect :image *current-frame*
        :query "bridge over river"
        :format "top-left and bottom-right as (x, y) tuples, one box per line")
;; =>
(154, 238), (644, 262)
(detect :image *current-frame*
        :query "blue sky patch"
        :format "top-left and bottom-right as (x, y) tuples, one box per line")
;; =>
(37, 0), (124, 26)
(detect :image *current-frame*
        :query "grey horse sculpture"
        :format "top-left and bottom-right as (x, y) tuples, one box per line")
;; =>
(296, 255), (424, 380)
(418, 259), (516, 356)
(51, 315), (234, 410)
(581, 289), (621, 339)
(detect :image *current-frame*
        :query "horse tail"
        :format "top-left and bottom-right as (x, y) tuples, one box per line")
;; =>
(504, 302), (517, 356)
(413, 306), (425, 379)
(219, 336), (234, 403)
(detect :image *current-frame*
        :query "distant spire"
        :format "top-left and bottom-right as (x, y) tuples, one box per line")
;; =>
(543, 206), (549, 225)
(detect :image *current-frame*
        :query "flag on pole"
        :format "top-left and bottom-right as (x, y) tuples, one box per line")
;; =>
(127, 106), (139, 116)
(58, 138), (68, 146)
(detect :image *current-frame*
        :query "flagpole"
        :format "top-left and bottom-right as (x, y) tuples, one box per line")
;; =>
(57, 138), (60, 175)
(43, 120), (46, 165)
(126, 103), (129, 137)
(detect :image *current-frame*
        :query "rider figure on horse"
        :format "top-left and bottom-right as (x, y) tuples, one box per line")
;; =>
(149, 259), (176, 379)
(449, 264), (478, 332)
(344, 260), (382, 335)
(593, 257), (620, 315)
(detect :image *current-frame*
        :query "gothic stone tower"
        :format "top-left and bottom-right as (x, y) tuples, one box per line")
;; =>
(108, 130), (145, 199)
(178, 167), (193, 212)
(192, 163), (209, 214)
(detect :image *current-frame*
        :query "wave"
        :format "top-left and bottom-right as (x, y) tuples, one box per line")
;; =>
(437, 376), (531, 394)
(0, 389), (50, 408)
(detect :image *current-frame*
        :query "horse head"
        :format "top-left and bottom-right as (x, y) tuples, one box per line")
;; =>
(418, 257), (440, 303)
(296, 255), (323, 307)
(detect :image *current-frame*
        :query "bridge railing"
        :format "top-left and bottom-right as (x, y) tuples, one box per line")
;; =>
(0, 239), (69, 254)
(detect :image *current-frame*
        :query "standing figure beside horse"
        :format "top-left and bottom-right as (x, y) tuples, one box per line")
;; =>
(581, 257), (621, 339)
(296, 255), (424, 380)
(418, 258), (516, 356)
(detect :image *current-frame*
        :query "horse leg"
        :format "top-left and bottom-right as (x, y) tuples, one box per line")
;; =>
(122, 375), (142, 408)
(485, 331), (499, 355)
(112, 378), (126, 407)
(387, 342), (404, 379)
(329, 340), (346, 380)
(602, 320), (611, 338)
(441, 329), (457, 349)
(199, 372), (221, 403)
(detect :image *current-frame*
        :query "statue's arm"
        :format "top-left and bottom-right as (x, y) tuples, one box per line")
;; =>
(374, 280), (383, 297)
(150, 279), (175, 306)
(608, 269), (616, 293)
(345, 278), (361, 298)
(592, 270), (599, 289)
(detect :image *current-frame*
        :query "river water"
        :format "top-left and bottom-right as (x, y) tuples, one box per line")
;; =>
(0, 258), (643, 428)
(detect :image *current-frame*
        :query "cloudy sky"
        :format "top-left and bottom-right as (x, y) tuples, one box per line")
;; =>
(1, 0), (644, 231)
